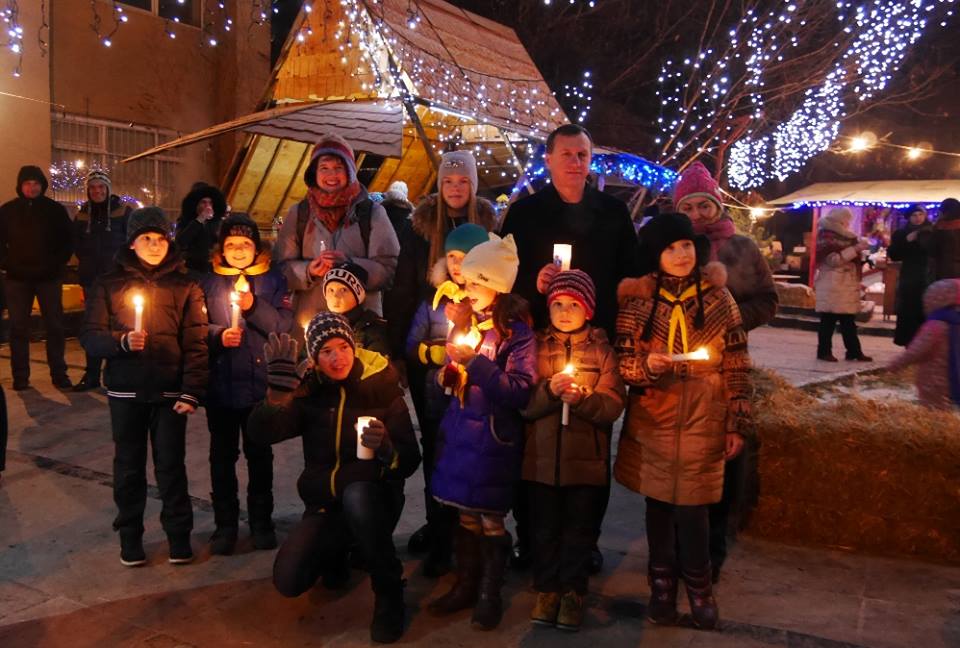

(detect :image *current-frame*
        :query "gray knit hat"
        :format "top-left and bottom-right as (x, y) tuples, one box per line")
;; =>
(86, 169), (111, 198)
(305, 311), (356, 360)
(438, 150), (478, 191)
(126, 207), (170, 244)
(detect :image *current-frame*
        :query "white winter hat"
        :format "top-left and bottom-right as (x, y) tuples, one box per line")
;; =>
(386, 180), (409, 200)
(461, 233), (519, 294)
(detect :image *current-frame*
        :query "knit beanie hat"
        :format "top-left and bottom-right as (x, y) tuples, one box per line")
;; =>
(642, 212), (711, 264)
(126, 206), (170, 244)
(219, 212), (262, 252)
(460, 233), (519, 294)
(438, 150), (479, 192)
(546, 270), (596, 320)
(305, 311), (356, 360)
(323, 262), (368, 305)
(305, 133), (357, 186)
(923, 278), (960, 316)
(85, 169), (111, 198)
(672, 161), (723, 210)
(444, 223), (490, 254)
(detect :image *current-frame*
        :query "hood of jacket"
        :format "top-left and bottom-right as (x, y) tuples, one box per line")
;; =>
(180, 184), (227, 224)
(410, 193), (497, 239)
(16, 165), (49, 198)
(617, 261), (728, 305)
(382, 193), (415, 212)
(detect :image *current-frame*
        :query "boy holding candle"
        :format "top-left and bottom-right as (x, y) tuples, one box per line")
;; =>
(247, 312), (420, 644)
(323, 261), (390, 356)
(404, 222), (490, 577)
(613, 213), (751, 630)
(427, 233), (537, 631)
(520, 270), (625, 631)
(81, 207), (209, 567)
(199, 213), (293, 555)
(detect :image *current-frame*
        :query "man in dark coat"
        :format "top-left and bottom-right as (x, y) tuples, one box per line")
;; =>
(73, 169), (135, 391)
(499, 124), (644, 574)
(175, 183), (227, 274)
(0, 165), (75, 390)
(932, 198), (960, 280)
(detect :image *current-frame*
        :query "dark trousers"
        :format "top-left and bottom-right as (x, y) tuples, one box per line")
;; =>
(206, 406), (275, 527)
(80, 284), (103, 382)
(817, 313), (863, 357)
(529, 482), (607, 594)
(0, 385), (7, 472)
(646, 497), (710, 572)
(109, 399), (193, 537)
(273, 481), (404, 597)
(5, 278), (67, 382)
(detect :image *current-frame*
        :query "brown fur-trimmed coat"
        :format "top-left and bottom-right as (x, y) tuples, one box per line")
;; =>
(613, 262), (753, 505)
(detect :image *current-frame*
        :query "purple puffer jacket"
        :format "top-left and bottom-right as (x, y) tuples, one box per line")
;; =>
(431, 320), (537, 514)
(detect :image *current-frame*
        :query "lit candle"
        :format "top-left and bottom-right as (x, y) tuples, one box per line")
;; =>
(356, 416), (375, 460)
(561, 363), (576, 426)
(670, 347), (710, 362)
(132, 294), (144, 332)
(553, 244), (572, 271)
(230, 292), (240, 329)
(453, 328), (482, 349)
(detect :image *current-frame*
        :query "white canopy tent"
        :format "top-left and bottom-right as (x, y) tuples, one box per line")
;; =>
(768, 179), (960, 208)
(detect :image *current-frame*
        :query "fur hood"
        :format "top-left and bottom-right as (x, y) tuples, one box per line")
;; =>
(411, 193), (497, 239)
(617, 262), (727, 305)
(429, 257), (451, 288)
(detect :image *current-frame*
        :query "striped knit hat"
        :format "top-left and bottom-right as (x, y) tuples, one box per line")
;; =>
(546, 270), (596, 320)
(305, 311), (356, 360)
(323, 262), (368, 306)
(86, 169), (111, 197)
(305, 133), (357, 186)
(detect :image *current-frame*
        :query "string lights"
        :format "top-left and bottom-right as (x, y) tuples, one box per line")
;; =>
(3, 0), (24, 77)
(562, 70), (593, 124)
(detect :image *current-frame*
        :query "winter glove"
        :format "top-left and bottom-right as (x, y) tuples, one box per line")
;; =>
(418, 341), (448, 366)
(264, 332), (302, 392)
(360, 419), (395, 464)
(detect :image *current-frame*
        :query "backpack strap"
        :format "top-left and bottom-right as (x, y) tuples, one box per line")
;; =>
(296, 199), (310, 251)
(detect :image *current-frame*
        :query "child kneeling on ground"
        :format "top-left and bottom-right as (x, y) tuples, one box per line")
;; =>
(81, 207), (208, 567)
(521, 270), (625, 631)
(428, 233), (537, 631)
(614, 213), (752, 630)
(247, 313), (420, 644)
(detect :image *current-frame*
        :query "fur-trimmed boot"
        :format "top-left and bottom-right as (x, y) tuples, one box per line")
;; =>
(647, 563), (680, 625)
(683, 565), (719, 630)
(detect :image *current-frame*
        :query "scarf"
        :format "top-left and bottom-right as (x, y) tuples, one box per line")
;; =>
(816, 228), (860, 271)
(927, 306), (960, 406)
(693, 217), (736, 261)
(306, 182), (361, 234)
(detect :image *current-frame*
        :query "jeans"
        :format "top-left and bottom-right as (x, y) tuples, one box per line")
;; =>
(646, 497), (710, 572)
(206, 406), (274, 526)
(817, 313), (863, 357)
(5, 278), (67, 382)
(273, 481), (404, 597)
(110, 399), (193, 537)
(529, 482), (607, 594)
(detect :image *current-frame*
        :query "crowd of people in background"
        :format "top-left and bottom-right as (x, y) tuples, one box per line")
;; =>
(1, 121), (959, 643)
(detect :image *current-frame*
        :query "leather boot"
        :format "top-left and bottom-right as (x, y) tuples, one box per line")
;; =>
(428, 526), (482, 615)
(209, 495), (239, 556)
(248, 494), (277, 550)
(370, 576), (406, 644)
(471, 532), (511, 631)
(647, 563), (679, 625)
(683, 565), (719, 630)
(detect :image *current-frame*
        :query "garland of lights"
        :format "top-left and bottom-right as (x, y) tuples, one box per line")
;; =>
(3, 1), (24, 77)
(562, 71), (593, 124)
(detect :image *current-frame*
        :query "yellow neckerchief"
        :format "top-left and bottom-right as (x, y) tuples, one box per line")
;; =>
(432, 280), (468, 310)
(212, 251), (272, 278)
(658, 280), (710, 354)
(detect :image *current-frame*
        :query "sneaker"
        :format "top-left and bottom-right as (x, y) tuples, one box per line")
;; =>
(52, 375), (73, 390)
(120, 534), (147, 567)
(816, 353), (839, 362)
(556, 590), (583, 632)
(530, 592), (561, 627)
(846, 353), (874, 362)
(168, 535), (194, 564)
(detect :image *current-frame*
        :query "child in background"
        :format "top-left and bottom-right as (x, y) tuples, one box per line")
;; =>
(521, 270), (625, 631)
(405, 222), (490, 577)
(200, 213), (293, 555)
(614, 213), (751, 630)
(81, 207), (208, 567)
(427, 233), (537, 631)
(323, 261), (390, 357)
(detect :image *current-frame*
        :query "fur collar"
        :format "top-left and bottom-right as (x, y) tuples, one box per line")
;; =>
(411, 193), (497, 238)
(617, 262), (727, 305)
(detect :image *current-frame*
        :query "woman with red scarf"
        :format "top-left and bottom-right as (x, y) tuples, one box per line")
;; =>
(275, 134), (400, 331)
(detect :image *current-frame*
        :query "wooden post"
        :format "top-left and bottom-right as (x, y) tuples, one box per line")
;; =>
(808, 206), (820, 288)
(402, 100), (441, 171)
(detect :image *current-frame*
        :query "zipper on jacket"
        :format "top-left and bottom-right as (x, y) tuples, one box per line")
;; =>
(555, 339), (572, 486)
(329, 386), (347, 498)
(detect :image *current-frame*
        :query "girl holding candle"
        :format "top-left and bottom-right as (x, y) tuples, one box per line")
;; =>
(81, 207), (209, 568)
(521, 270), (625, 631)
(428, 233), (537, 631)
(614, 213), (752, 630)
(199, 213), (293, 556)
(404, 223), (491, 577)
(247, 312), (420, 644)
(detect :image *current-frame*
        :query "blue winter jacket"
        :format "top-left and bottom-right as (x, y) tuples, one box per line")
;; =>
(431, 320), (537, 514)
(200, 252), (293, 409)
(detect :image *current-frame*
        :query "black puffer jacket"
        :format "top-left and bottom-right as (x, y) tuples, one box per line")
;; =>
(175, 184), (227, 273)
(248, 351), (421, 511)
(74, 195), (134, 287)
(0, 166), (74, 281)
(343, 304), (390, 357)
(80, 247), (209, 405)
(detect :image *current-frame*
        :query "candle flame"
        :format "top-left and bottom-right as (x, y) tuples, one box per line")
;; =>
(454, 329), (482, 348)
(562, 363), (576, 376)
(132, 294), (144, 308)
(690, 347), (709, 360)
(234, 275), (250, 293)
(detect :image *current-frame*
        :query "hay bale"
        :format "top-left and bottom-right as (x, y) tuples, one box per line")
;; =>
(775, 282), (816, 309)
(745, 369), (960, 564)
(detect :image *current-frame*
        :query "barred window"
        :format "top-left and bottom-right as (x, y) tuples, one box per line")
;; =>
(117, 0), (201, 28)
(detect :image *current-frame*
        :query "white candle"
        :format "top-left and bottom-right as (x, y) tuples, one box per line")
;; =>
(670, 347), (710, 362)
(318, 239), (327, 253)
(132, 294), (144, 332)
(553, 244), (572, 271)
(356, 416), (375, 460)
(230, 291), (240, 329)
(561, 363), (576, 426)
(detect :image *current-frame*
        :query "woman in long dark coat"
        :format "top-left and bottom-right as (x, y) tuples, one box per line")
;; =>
(888, 205), (934, 346)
